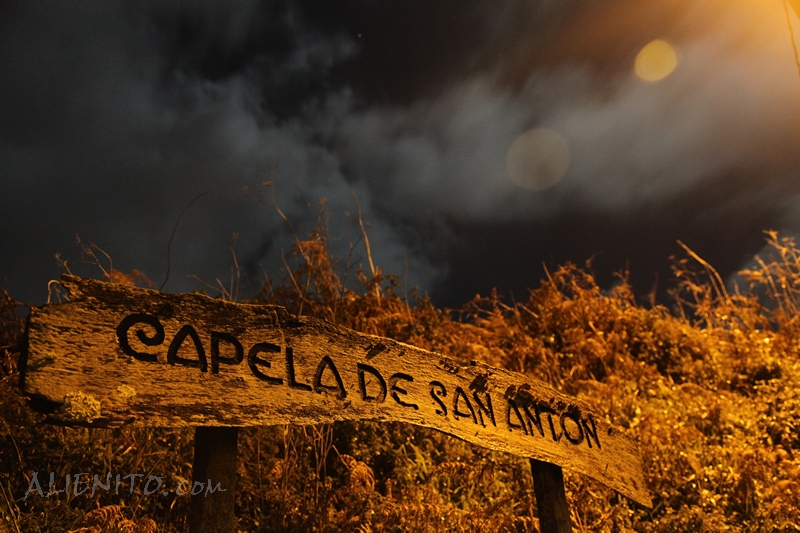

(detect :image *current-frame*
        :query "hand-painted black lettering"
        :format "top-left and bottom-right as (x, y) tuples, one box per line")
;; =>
(453, 387), (478, 424)
(429, 381), (448, 417)
(357, 363), (387, 402)
(313, 355), (346, 399)
(472, 391), (495, 427)
(247, 343), (283, 385)
(286, 347), (312, 391)
(210, 332), (243, 374)
(523, 404), (545, 437)
(545, 410), (563, 443)
(389, 373), (418, 410)
(560, 411), (584, 445)
(506, 399), (528, 435)
(582, 416), (601, 449)
(116, 314), (164, 362)
(365, 343), (386, 359)
(167, 325), (207, 372)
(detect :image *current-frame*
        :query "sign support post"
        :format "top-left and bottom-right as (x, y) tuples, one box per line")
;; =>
(530, 458), (573, 533)
(189, 426), (239, 533)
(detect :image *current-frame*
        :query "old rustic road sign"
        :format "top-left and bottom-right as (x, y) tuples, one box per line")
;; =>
(22, 275), (652, 516)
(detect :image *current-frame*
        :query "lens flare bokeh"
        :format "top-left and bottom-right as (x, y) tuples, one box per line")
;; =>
(635, 39), (679, 82)
(506, 128), (570, 191)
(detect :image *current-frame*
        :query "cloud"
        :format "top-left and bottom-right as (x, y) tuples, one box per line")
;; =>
(0, 1), (441, 302)
(2, 0), (799, 305)
(330, 0), (800, 222)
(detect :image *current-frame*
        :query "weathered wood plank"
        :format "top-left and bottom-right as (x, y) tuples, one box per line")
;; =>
(21, 275), (652, 507)
(530, 459), (573, 533)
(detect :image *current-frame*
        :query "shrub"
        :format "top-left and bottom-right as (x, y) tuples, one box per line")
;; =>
(2, 227), (800, 532)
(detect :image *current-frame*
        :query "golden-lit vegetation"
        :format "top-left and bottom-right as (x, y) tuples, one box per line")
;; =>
(2, 226), (800, 532)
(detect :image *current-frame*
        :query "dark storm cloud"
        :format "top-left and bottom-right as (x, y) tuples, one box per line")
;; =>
(1, 0), (799, 306)
(0, 1), (443, 303)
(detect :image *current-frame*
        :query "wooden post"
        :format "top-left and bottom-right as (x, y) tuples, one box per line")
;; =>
(530, 458), (573, 533)
(190, 427), (239, 533)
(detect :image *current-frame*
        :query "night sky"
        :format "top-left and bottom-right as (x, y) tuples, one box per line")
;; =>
(3, 0), (800, 308)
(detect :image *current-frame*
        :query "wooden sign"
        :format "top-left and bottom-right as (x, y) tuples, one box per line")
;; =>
(22, 275), (652, 508)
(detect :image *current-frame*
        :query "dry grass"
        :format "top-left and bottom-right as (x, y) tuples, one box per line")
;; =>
(2, 226), (800, 532)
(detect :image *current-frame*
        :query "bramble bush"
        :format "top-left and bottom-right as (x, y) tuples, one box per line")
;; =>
(2, 224), (800, 532)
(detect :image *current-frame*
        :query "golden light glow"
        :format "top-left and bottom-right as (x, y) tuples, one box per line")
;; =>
(506, 128), (570, 191)
(635, 39), (678, 82)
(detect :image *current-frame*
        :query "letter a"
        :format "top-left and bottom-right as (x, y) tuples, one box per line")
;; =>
(24, 472), (44, 500)
(313, 356), (346, 399)
(167, 325), (208, 372)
